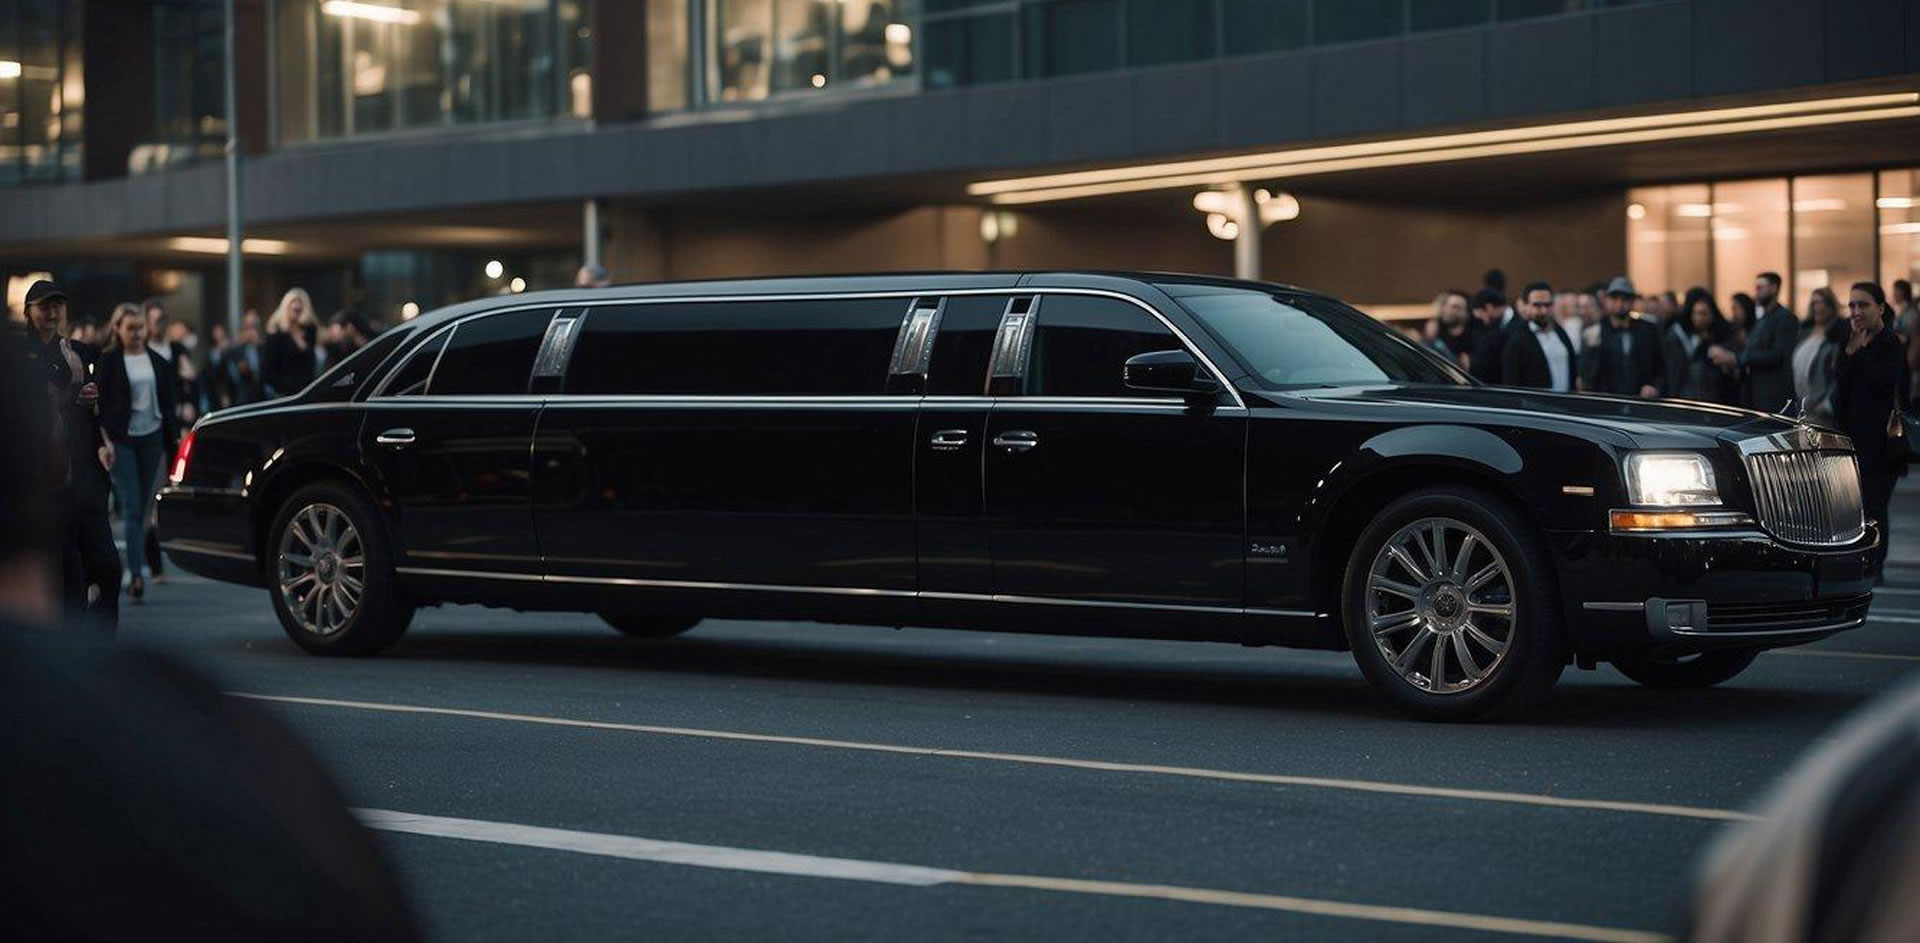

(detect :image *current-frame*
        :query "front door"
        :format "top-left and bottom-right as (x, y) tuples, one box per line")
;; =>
(360, 308), (555, 576)
(983, 293), (1246, 619)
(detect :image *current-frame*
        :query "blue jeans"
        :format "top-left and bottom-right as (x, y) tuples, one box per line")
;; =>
(111, 431), (164, 582)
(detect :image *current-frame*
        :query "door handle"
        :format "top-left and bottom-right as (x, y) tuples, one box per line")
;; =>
(375, 427), (416, 448)
(929, 429), (970, 450)
(992, 430), (1039, 452)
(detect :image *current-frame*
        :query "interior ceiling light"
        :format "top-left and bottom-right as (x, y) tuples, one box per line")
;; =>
(168, 236), (291, 255)
(970, 92), (1920, 205)
(320, 1), (422, 25)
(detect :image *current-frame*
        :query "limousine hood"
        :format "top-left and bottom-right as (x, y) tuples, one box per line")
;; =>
(1261, 384), (1806, 450)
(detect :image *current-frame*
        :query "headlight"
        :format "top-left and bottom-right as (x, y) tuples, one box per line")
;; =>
(1624, 452), (1720, 506)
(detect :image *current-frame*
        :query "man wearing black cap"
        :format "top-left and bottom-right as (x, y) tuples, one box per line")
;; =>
(20, 280), (121, 631)
(1581, 276), (1665, 398)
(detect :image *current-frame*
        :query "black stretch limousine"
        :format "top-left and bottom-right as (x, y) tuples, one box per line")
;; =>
(159, 273), (1877, 719)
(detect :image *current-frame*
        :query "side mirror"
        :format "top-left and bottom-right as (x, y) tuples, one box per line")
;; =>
(1123, 349), (1220, 396)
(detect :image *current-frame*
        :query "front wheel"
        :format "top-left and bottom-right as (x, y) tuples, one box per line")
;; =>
(1341, 487), (1567, 721)
(268, 482), (413, 656)
(1611, 649), (1757, 689)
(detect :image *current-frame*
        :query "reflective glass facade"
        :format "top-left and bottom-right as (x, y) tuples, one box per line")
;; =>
(138, 0), (227, 173)
(0, 0), (84, 186)
(708, 0), (916, 103)
(274, 0), (590, 145)
(1630, 170), (1920, 316)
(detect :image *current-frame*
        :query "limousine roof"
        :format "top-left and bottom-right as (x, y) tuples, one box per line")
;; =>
(406, 271), (1320, 331)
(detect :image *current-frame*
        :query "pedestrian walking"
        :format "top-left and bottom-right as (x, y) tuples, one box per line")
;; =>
(1501, 281), (1577, 392)
(575, 264), (611, 288)
(1581, 276), (1664, 398)
(1663, 289), (1741, 405)
(98, 303), (180, 604)
(1466, 287), (1512, 384)
(1790, 288), (1846, 426)
(19, 281), (120, 632)
(202, 320), (233, 411)
(227, 309), (267, 405)
(325, 309), (373, 363)
(262, 288), (324, 398)
(1715, 273), (1797, 413)
(1832, 282), (1908, 582)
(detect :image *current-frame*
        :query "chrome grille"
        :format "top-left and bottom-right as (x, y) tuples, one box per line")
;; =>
(1744, 450), (1865, 546)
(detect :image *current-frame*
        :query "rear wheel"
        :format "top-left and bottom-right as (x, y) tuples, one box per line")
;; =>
(1341, 487), (1566, 721)
(1611, 649), (1757, 689)
(268, 482), (413, 656)
(599, 612), (701, 639)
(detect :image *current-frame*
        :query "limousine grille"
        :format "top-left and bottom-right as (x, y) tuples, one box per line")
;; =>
(1743, 450), (1865, 546)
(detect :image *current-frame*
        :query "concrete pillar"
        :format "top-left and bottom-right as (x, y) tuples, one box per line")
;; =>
(583, 199), (603, 270)
(1232, 183), (1261, 282)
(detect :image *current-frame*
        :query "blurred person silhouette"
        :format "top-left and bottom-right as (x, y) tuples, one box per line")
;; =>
(0, 337), (421, 943)
(202, 320), (233, 411)
(1790, 288), (1846, 426)
(1502, 281), (1577, 392)
(17, 281), (119, 633)
(1583, 277), (1664, 398)
(1833, 282), (1908, 582)
(67, 317), (99, 347)
(98, 304), (180, 605)
(262, 288), (323, 398)
(1552, 291), (1585, 347)
(326, 309), (373, 364)
(1466, 287), (1512, 384)
(1426, 290), (1475, 366)
(1663, 289), (1741, 406)
(1713, 273), (1797, 413)
(227, 309), (267, 405)
(575, 263), (612, 288)
(1728, 292), (1758, 343)
(1894, 279), (1919, 399)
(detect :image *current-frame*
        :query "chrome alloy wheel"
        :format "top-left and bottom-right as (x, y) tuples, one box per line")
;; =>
(277, 502), (366, 637)
(1365, 516), (1516, 695)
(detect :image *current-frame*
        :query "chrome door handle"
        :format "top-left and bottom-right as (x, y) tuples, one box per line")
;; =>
(929, 429), (970, 450)
(375, 427), (416, 448)
(992, 430), (1039, 451)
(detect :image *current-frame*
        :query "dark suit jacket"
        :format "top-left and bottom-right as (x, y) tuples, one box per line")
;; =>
(1740, 302), (1799, 413)
(1582, 316), (1665, 396)
(1500, 318), (1578, 390)
(262, 330), (322, 399)
(98, 347), (181, 450)
(1467, 315), (1512, 384)
(1833, 327), (1910, 474)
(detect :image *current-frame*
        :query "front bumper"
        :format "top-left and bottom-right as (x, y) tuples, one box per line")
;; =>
(1551, 525), (1877, 655)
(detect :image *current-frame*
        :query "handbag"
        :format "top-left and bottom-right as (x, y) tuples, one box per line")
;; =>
(1887, 406), (1920, 464)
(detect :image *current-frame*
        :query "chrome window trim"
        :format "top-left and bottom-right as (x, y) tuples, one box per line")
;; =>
(368, 320), (460, 400)
(394, 567), (1311, 617)
(887, 297), (941, 379)
(387, 287), (1247, 409)
(532, 310), (583, 379)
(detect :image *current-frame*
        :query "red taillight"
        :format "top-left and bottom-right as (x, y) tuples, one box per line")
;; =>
(170, 428), (197, 484)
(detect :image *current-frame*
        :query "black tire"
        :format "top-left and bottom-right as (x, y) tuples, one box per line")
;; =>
(1611, 649), (1758, 689)
(599, 612), (702, 639)
(267, 481), (413, 656)
(1340, 486), (1567, 721)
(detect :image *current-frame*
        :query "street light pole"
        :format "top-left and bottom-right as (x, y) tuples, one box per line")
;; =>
(223, 0), (243, 336)
(1232, 183), (1261, 281)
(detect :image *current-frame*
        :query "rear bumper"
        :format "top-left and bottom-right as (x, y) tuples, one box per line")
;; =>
(1551, 525), (1877, 656)
(156, 486), (262, 587)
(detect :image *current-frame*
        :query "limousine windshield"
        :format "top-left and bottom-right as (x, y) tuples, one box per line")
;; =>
(1168, 284), (1468, 389)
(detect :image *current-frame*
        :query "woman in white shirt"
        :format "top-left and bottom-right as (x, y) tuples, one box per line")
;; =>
(99, 304), (179, 602)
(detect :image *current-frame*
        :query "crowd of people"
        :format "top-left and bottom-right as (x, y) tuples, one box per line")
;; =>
(8, 281), (377, 633)
(1419, 269), (1918, 577)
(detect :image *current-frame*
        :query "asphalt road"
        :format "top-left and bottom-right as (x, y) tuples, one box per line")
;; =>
(119, 513), (1920, 943)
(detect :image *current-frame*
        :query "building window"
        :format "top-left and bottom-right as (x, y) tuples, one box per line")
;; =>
(1126, 0), (1216, 67)
(1880, 170), (1920, 295)
(647, 0), (689, 111)
(709, 0), (912, 103)
(1412, 1), (1493, 32)
(1313, 0), (1404, 44)
(0, 0), (85, 187)
(1627, 184), (1711, 305)
(924, 10), (1015, 90)
(275, 0), (580, 145)
(1221, 0), (1311, 56)
(1709, 179), (1790, 313)
(1791, 174), (1873, 311)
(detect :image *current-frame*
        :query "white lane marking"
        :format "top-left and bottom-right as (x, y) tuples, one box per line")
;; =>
(234, 693), (1752, 822)
(1771, 648), (1920, 663)
(357, 808), (1670, 943)
(1872, 586), (1920, 597)
(1866, 613), (1920, 625)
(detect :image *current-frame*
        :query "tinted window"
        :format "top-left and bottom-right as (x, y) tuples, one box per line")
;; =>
(924, 13), (1015, 89)
(1024, 295), (1181, 398)
(308, 327), (409, 401)
(565, 298), (908, 396)
(926, 295), (1010, 395)
(380, 331), (448, 397)
(429, 309), (553, 395)
(1168, 286), (1466, 388)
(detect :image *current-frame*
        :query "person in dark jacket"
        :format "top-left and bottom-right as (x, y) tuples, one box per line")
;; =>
(1713, 272), (1798, 413)
(1501, 281), (1578, 391)
(262, 288), (325, 398)
(1581, 276), (1664, 397)
(1466, 287), (1513, 384)
(18, 281), (119, 631)
(1834, 282), (1909, 581)
(1662, 289), (1741, 405)
(1790, 288), (1847, 427)
(98, 303), (180, 603)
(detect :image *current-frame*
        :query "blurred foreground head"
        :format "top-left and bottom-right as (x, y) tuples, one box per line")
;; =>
(0, 335), (59, 624)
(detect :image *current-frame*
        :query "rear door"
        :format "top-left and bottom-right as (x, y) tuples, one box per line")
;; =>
(983, 293), (1246, 621)
(360, 308), (553, 576)
(532, 296), (919, 612)
(911, 294), (1019, 598)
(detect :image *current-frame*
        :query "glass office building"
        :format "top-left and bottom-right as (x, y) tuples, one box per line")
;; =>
(0, 0), (85, 186)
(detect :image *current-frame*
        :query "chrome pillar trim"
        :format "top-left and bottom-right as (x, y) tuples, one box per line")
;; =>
(1581, 601), (1648, 612)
